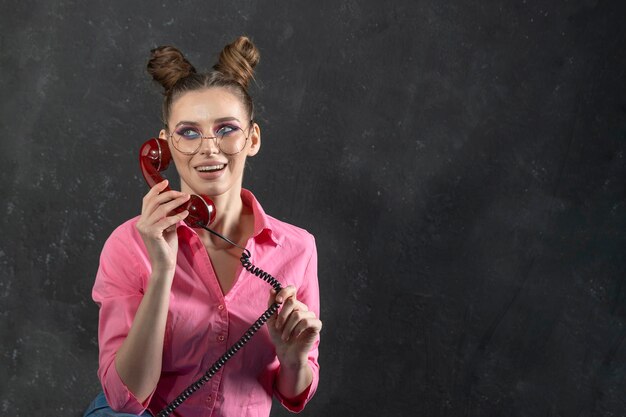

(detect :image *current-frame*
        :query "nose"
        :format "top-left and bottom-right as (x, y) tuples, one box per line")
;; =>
(199, 136), (220, 155)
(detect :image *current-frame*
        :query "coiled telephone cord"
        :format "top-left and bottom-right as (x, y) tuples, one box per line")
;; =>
(156, 224), (283, 417)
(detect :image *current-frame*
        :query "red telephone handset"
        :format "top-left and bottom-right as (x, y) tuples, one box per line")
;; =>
(139, 138), (216, 228)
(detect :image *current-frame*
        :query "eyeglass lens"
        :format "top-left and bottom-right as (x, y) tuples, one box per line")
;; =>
(171, 126), (248, 155)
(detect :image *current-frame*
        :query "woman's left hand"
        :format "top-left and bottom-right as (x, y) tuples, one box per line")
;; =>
(267, 285), (322, 367)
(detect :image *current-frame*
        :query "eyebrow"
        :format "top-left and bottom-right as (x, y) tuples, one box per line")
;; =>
(173, 117), (241, 128)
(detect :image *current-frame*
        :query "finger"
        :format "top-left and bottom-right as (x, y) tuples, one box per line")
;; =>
(267, 285), (296, 307)
(274, 285), (297, 304)
(143, 189), (189, 216)
(150, 194), (191, 221)
(144, 179), (172, 204)
(162, 210), (189, 233)
(144, 194), (190, 225)
(140, 210), (189, 239)
(281, 310), (316, 342)
(288, 317), (322, 343)
(276, 298), (308, 330)
(150, 179), (170, 195)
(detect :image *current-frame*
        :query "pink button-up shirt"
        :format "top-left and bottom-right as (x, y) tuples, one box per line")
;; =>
(93, 189), (320, 417)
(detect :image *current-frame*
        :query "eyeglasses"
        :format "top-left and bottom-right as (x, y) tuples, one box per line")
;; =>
(168, 121), (253, 155)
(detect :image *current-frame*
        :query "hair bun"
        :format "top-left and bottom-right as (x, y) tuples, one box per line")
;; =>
(147, 46), (196, 94)
(213, 36), (260, 89)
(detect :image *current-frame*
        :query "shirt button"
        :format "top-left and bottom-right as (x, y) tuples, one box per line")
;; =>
(217, 335), (225, 342)
(218, 304), (224, 310)
(206, 395), (212, 403)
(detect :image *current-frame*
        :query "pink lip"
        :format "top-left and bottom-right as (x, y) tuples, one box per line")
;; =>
(194, 162), (227, 180)
(193, 161), (228, 169)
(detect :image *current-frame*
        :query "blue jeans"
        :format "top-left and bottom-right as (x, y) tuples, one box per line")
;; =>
(83, 392), (153, 417)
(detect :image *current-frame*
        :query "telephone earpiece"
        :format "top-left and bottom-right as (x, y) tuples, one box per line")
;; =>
(139, 138), (216, 228)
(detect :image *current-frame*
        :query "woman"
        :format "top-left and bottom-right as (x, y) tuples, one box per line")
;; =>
(84, 36), (322, 417)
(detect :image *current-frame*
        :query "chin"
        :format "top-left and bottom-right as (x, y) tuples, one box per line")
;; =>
(181, 169), (243, 198)
(191, 182), (237, 199)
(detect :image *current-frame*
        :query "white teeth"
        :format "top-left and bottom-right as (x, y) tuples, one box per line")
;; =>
(197, 164), (225, 172)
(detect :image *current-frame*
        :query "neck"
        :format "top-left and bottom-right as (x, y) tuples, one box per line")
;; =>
(201, 187), (253, 248)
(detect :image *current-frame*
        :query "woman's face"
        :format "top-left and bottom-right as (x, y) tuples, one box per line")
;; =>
(160, 87), (260, 199)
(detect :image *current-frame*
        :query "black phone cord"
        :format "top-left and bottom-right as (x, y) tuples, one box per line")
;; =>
(155, 225), (283, 417)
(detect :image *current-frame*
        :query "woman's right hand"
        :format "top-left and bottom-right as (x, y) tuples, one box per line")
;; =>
(135, 179), (190, 275)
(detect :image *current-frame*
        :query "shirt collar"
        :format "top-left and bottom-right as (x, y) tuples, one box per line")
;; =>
(241, 188), (282, 246)
(177, 189), (282, 247)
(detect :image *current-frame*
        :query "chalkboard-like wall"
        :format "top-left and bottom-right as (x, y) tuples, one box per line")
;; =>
(1, 1), (624, 416)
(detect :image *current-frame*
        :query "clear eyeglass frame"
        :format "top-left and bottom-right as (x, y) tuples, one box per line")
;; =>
(168, 120), (254, 156)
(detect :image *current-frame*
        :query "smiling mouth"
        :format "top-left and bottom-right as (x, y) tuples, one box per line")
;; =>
(196, 164), (226, 172)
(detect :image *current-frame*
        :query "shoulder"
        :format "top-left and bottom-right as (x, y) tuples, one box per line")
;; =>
(94, 216), (150, 298)
(244, 188), (316, 251)
(264, 215), (319, 297)
(105, 215), (143, 244)
(266, 214), (316, 253)
(99, 216), (146, 260)
(101, 216), (193, 256)
(267, 214), (314, 240)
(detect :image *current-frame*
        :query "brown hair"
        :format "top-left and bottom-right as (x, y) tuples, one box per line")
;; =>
(147, 36), (260, 128)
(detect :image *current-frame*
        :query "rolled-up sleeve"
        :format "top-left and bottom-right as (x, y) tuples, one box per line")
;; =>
(92, 225), (154, 414)
(274, 235), (321, 412)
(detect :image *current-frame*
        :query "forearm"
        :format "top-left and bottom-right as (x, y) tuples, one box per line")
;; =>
(270, 282), (321, 401)
(114, 270), (173, 402)
(275, 359), (313, 399)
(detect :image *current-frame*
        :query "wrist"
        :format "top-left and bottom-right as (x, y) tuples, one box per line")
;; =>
(149, 267), (176, 284)
(276, 360), (313, 400)
(278, 354), (309, 371)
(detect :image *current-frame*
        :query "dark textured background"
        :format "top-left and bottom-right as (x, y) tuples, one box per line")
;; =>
(1, 1), (625, 416)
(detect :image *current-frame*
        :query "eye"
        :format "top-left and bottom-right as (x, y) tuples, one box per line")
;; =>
(216, 124), (239, 137)
(175, 127), (201, 140)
